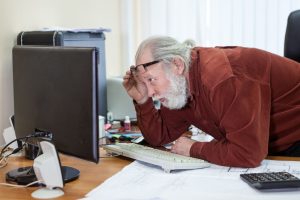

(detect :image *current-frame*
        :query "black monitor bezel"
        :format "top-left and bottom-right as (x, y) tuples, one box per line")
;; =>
(12, 45), (99, 163)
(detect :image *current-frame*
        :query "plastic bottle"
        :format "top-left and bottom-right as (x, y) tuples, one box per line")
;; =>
(107, 111), (113, 124)
(124, 116), (131, 131)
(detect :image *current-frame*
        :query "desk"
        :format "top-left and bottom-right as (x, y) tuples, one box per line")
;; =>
(0, 152), (300, 200)
(0, 148), (132, 200)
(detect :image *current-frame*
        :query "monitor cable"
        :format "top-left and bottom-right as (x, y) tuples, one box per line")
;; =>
(0, 180), (42, 188)
(0, 131), (51, 168)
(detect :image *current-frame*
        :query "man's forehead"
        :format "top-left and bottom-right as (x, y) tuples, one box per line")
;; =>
(136, 48), (154, 65)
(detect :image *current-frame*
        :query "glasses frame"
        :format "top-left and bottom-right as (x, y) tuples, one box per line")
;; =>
(130, 60), (161, 73)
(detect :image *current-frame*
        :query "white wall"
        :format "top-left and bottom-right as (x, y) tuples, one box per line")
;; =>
(121, 0), (300, 68)
(0, 0), (122, 145)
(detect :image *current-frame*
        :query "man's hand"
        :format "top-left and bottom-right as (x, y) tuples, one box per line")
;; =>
(123, 70), (148, 104)
(170, 136), (196, 157)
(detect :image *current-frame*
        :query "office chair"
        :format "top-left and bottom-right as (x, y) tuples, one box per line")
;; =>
(284, 10), (300, 63)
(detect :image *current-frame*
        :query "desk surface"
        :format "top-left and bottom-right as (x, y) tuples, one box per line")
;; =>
(0, 150), (299, 200)
(0, 148), (132, 200)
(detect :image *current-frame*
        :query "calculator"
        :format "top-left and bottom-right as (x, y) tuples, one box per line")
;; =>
(240, 172), (300, 190)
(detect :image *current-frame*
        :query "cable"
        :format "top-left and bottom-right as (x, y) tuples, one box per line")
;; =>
(0, 180), (42, 188)
(0, 137), (29, 169)
(99, 154), (122, 158)
(0, 156), (8, 168)
(99, 149), (122, 158)
(0, 136), (28, 157)
(0, 131), (51, 159)
(0, 131), (51, 170)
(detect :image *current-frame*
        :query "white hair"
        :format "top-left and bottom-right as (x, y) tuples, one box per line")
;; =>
(135, 36), (196, 73)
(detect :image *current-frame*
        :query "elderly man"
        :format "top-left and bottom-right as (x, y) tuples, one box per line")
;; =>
(123, 36), (300, 167)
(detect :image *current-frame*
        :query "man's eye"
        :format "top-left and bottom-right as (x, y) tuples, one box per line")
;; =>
(148, 77), (156, 82)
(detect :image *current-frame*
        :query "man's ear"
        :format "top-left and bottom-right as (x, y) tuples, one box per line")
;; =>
(173, 57), (185, 75)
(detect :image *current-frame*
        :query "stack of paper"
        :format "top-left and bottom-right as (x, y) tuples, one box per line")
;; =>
(83, 160), (300, 200)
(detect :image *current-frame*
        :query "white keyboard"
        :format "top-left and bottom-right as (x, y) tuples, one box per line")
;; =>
(104, 143), (210, 173)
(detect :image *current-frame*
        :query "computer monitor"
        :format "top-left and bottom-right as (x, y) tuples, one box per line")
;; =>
(107, 77), (136, 121)
(12, 45), (99, 163)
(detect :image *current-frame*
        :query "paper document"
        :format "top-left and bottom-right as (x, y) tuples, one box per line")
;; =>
(84, 160), (300, 200)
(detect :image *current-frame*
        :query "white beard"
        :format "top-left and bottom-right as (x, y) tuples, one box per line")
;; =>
(159, 73), (188, 110)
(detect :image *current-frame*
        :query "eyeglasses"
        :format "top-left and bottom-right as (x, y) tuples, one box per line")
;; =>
(130, 60), (161, 74)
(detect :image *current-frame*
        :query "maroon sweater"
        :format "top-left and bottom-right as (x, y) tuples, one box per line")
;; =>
(134, 47), (300, 167)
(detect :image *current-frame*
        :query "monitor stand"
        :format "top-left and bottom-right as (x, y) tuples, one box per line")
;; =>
(6, 165), (80, 186)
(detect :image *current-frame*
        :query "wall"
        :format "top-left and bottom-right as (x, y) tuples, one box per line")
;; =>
(124, 0), (300, 61)
(0, 0), (122, 145)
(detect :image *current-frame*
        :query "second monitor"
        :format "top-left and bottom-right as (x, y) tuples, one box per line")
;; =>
(107, 77), (136, 121)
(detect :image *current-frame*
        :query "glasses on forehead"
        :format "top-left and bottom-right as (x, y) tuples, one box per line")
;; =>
(130, 60), (161, 74)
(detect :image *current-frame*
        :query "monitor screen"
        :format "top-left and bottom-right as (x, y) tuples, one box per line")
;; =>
(107, 77), (136, 121)
(12, 45), (99, 163)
